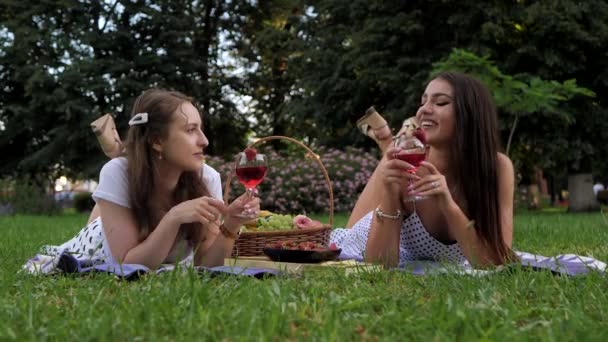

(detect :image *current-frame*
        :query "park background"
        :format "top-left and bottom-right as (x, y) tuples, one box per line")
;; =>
(1, 1), (608, 340)
(1, 0), (607, 214)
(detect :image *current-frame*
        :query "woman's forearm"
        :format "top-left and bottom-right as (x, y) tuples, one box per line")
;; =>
(121, 213), (181, 269)
(194, 222), (238, 267)
(364, 201), (403, 268)
(444, 202), (500, 266)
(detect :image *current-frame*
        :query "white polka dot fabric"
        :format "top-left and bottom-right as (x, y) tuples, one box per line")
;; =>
(23, 217), (195, 274)
(41, 217), (113, 263)
(330, 211), (467, 266)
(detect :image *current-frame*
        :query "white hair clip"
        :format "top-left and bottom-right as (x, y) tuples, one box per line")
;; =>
(128, 112), (148, 126)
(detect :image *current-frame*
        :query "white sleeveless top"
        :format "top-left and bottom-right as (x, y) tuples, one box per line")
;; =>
(330, 211), (467, 267)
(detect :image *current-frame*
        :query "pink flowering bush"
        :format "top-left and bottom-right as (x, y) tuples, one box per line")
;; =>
(205, 147), (379, 215)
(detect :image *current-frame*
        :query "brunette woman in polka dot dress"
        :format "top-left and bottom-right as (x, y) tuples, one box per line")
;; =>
(331, 72), (515, 268)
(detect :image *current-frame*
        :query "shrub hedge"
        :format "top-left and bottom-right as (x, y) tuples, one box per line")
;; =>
(0, 177), (61, 215)
(73, 192), (95, 213)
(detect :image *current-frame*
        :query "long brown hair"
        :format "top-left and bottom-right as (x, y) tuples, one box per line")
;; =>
(434, 72), (512, 264)
(125, 89), (209, 242)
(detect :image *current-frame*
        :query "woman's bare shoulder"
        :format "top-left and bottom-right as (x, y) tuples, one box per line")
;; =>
(496, 152), (514, 174)
(496, 153), (515, 195)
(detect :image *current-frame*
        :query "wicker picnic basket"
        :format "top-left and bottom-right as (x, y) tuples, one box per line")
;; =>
(223, 136), (334, 257)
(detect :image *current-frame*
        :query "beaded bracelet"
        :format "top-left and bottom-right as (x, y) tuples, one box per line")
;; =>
(220, 223), (240, 240)
(374, 206), (403, 220)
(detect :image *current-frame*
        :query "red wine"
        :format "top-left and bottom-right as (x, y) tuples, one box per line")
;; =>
(236, 166), (267, 188)
(396, 153), (426, 171)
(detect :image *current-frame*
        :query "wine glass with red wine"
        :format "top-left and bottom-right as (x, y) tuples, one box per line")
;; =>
(394, 129), (427, 201)
(235, 147), (268, 198)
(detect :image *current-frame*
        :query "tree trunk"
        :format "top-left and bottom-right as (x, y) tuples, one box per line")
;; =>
(197, 0), (221, 154)
(505, 114), (519, 156)
(548, 175), (556, 206)
(567, 173), (600, 212)
(527, 184), (540, 209)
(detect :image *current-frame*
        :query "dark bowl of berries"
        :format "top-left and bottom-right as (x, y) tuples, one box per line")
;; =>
(263, 241), (342, 263)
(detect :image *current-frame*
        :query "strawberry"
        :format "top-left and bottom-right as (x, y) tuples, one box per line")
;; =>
(413, 128), (426, 145)
(244, 147), (257, 161)
(329, 243), (338, 251)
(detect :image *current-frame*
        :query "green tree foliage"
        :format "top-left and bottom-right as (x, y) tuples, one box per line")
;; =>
(287, 0), (463, 147)
(284, 0), (608, 176)
(0, 0), (249, 183)
(226, 0), (309, 143)
(431, 49), (595, 177)
(476, 0), (608, 176)
(1, 0), (608, 189)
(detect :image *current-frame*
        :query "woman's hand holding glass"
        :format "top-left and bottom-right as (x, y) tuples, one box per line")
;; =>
(380, 146), (422, 201)
(393, 133), (427, 201)
(167, 196), (225, 226)
(407, 161), (455, 211)
(165, 193), (259, 241)
(223, 192), (260, 230)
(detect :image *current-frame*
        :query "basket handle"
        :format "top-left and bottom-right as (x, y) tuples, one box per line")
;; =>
(223, 135), (334, 227)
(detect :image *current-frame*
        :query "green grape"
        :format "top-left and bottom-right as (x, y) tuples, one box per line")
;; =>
(256, 214), (294, 231)
(239, 213), (296, 232)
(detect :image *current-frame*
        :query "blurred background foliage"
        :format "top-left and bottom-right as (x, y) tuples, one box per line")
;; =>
(1, 0), (607, 211)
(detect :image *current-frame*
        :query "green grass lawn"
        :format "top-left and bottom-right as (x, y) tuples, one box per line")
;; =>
(1, 211), (607, 341)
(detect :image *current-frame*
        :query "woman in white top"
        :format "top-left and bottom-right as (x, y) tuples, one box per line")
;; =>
(66, 89), (258, 270)
(331, 72), (515, 268)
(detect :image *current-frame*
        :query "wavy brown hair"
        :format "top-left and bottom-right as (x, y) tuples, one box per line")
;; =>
(434, 71), (513, 264)
(125, 89), (209, 242)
